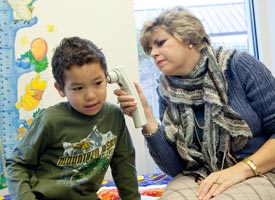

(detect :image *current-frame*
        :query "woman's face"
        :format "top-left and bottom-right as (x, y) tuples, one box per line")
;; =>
(149, 28), (200, 76)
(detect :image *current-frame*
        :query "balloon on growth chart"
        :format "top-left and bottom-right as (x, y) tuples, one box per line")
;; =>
(31, 38), (48, 61)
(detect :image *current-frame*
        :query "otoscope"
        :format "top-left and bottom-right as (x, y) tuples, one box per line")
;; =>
(107, 66), (147, 128)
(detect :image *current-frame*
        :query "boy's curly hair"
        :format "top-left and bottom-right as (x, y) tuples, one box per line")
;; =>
(51, 36), (107, 90)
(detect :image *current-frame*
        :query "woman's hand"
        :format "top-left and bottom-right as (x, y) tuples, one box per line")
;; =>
(114, 83), (159, 133)
(197, 139), (275, 199)
(114, 82), (149, 117)
(114, 87), (137, 117)
(196, 162), (251, 200)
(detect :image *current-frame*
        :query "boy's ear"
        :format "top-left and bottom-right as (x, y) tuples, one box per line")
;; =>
(54, 82), (66, 97)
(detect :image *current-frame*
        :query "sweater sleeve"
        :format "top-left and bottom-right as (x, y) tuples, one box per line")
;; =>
(232, 52), (275, 138)
(143, 95), (186, 177)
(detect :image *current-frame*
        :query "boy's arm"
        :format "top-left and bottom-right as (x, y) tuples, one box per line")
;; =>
(6, 156), (37, 200)
(6, 111), (46, 200)
(110, 125), (141, 200)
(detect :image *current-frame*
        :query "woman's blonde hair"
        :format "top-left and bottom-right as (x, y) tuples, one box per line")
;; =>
(139, 6), (211, 55)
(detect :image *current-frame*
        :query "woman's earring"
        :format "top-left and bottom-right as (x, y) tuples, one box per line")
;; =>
(189, 44), (193, 49)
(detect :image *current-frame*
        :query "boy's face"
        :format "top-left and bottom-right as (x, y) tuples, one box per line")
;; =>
(55, 62), (107, 116)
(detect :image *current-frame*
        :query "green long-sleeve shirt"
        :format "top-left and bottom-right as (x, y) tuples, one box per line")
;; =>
(6, 102), (140, 200)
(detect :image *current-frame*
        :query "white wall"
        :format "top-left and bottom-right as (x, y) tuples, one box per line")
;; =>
(254, 0), (275, 73)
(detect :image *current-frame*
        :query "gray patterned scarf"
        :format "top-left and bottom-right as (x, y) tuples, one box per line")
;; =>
(158, 46), (252, 179)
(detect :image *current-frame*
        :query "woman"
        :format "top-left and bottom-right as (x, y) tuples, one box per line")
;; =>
(115, 6), (275, 200)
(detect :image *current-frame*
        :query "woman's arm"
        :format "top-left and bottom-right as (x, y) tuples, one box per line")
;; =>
(197, 51), (275, 200)
(114, 83), (185, 176)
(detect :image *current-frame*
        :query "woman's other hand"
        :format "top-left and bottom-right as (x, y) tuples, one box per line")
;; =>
(196, 162), (251, 200)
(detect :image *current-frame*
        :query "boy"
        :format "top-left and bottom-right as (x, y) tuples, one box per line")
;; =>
(6, 37), (141, 200)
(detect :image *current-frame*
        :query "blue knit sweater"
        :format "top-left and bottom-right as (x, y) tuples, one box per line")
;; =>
(145, 51), (275, 177)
